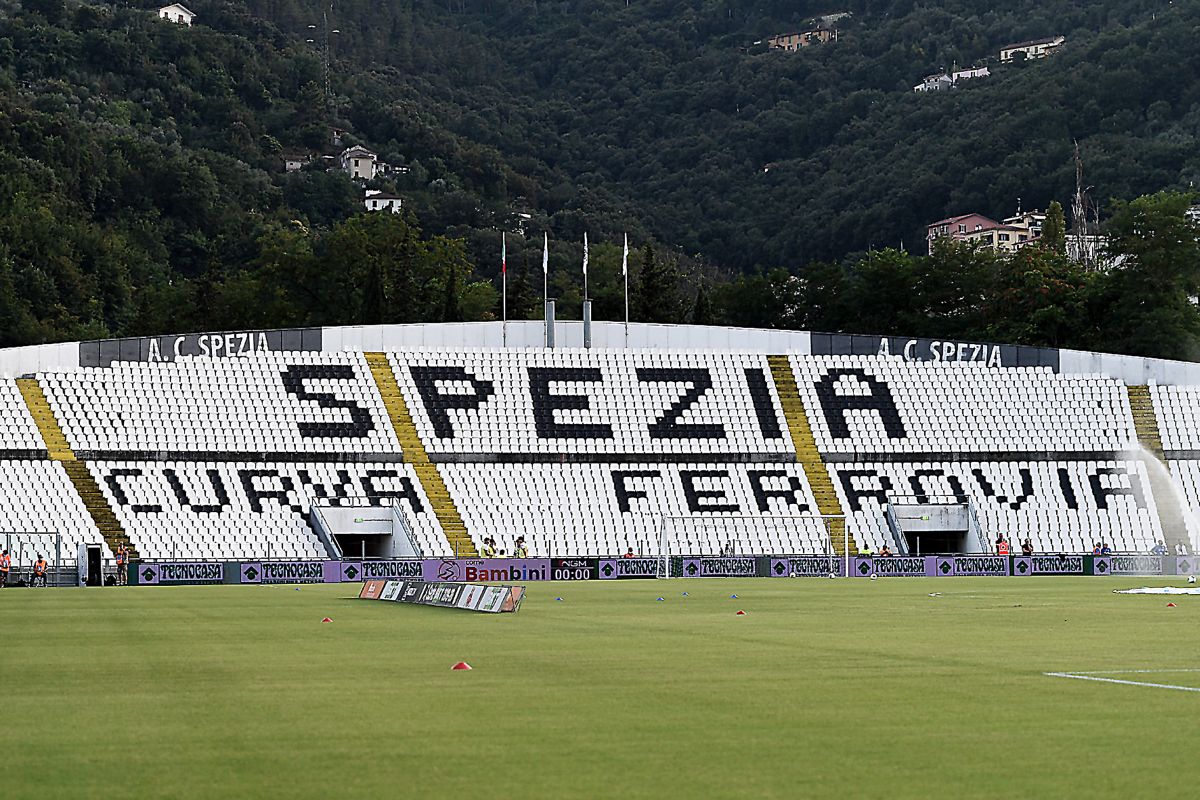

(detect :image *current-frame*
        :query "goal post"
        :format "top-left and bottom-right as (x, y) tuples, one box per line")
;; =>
(654, 514), (848, 578)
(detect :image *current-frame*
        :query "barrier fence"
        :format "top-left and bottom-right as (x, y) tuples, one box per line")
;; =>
(119, 554), (1200, 586)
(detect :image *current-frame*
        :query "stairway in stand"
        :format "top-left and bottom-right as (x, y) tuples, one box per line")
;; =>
(767, 356), (855, 555)
(16, 378), (137, 558)
(363, 353), (477, 557)
(1126, 385), (1188, 552)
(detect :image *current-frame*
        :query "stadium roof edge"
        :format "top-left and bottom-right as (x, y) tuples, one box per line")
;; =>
(1, 321), (1199, 386)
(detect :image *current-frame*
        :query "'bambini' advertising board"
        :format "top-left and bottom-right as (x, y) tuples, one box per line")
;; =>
(358, 580), (524, 613)
(422, 558), (550, 583)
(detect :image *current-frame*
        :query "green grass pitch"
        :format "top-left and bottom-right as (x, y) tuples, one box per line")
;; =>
(2, 577), (1198, 798)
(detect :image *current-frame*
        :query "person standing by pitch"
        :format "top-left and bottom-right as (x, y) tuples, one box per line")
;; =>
(115, 543), (129, 586)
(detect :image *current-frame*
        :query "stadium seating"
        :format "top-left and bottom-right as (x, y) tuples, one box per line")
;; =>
(0, 380), (49, 450)
(9, 345), (1193, 562)
(832, 460), (1160, 554)
(41, 353), (401, 455)
(0, 460), (107, 567)
(791, 357), (1136, 454)
(391, 349), (791, 456)
(87, 460), (449, 560)
(1151, 384), (1200, 452)
(441, 462), (829, 556)
(1164, 460), (1200, 541)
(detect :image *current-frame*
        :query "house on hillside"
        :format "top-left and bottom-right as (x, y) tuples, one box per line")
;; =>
(282, 153), (309, 173)
(765, 27), (836, 51)
(928, 209), (1047, 254)
(339, 146), (377, 181)
(914, 73), (954, 93)
(914, 66), (990, 93)
(364, 190), (403, 214)
(933, 206), (1123, 267)
(926, 213), (1001, 253)
(1186, 205), (1200, 226)
(817, 11), (852, 26)
(157, 3), (196, 25)
(953, 66), (990, 81)
(960, 223), (1036, 251)
(999, 35), (1065, 62)
(960, 208), (1045, 251)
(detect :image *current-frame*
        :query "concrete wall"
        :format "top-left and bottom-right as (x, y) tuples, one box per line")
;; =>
(319, 507), (394, 535)
(320, 321), (811, 352)
(8, 321), (1200, 386)
(893, 505), (969, 532)
(0, 341), (82, 378)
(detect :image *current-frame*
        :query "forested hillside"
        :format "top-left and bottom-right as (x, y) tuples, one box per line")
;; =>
(309, 0), (1195, 268)
(0, 0), (1198, 357)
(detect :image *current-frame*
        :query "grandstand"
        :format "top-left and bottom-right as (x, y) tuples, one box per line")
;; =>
(2, 321), (1200, 572)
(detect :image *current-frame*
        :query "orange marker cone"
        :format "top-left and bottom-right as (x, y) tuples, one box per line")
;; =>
(1167, 603), (1177, 607)
(322, 617), (333, 623)
(736, 610), (747, 616)
(452, 661), (473, 670)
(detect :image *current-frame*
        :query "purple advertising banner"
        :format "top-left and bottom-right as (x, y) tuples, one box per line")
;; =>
(321, 560), (344, 584)
(1012, 556), (1032, 576)
(597, 558), (658, 580)
(253, 561), (326, 584)
(936, 556), (1003, 575)
(239, 561), (334, 584)
(337, 561), (363, 582)
(147, 562), (222, 584)
(422, 558), (552, 583)
(679, 557), (756, 578)
(770, 557), (845, 578)
(1177, 557), (1199, 576)
(359, 560), (423, 581)
(854, 556), (932, 577)
(136, 563), (160, 585)
(1030, 554), (1085, 575)
(1105, 555), (1162, 576)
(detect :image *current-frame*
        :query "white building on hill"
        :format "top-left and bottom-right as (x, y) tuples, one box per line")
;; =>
(157, 3), (196, 25)
(340, 146), (378, 181)
(999, 35), (1065, 63)
(364, 190), (403, 213)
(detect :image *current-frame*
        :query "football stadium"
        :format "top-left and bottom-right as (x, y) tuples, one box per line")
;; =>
(2, 320), (1200, 797)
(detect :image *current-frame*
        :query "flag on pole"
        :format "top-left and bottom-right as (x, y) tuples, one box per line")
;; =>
(623, 233), (629, 342)
(542, 233), (549, 274)
(501, 232), (507, 346)
(582, 232), (589, 302)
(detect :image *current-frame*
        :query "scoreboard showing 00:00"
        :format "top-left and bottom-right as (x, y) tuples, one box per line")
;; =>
(551, 559), (596, 581)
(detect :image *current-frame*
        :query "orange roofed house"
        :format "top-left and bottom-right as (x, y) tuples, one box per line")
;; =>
(927, 210), (1046, 254)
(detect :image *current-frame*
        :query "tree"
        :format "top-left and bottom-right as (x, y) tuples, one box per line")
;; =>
(983, 247), (1090, 347)
(1091, 192), (1200, 358)
(1041, 201), (1067, 254)
(690, 283), (714, 326)
(634, 244), (682, 324)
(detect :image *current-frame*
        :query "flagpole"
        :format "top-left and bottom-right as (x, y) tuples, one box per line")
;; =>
(623, 233), (629, 349)
(501, 232), (507, 348)
(583, 232), (589, 302)
(542, 233), (549, 347)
